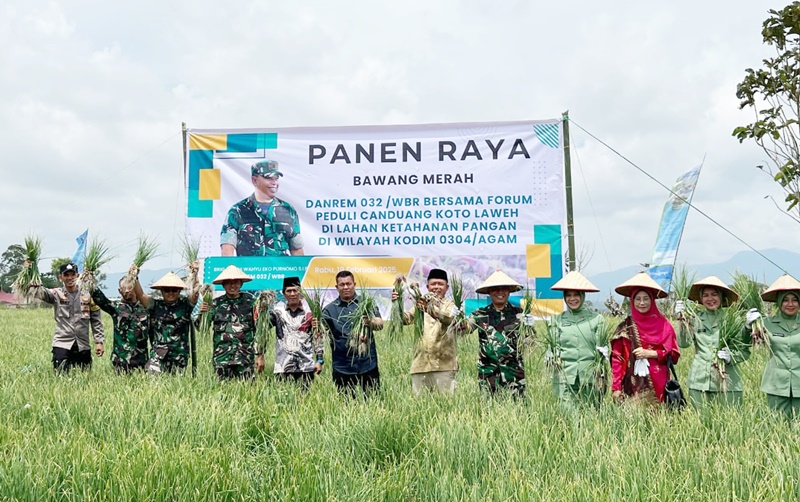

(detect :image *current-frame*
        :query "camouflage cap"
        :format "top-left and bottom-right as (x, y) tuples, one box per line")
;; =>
(251, 160), (283, 178)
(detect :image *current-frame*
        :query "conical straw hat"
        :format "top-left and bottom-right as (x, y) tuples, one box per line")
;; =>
(212, 265), (253, 285)
(151, 272), (188, 290)
(614, 272), (668, 299)
(761, 274), (800, 302)
(476, 269), (523, 294)
(551, 271), (599, 292)
(688, 276), (739, 306)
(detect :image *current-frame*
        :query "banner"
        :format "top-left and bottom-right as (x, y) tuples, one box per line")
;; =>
(185, 120), (567, 314)
(648, 165), (703, 292)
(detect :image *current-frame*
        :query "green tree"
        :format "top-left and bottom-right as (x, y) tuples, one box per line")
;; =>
(734, 1), (800, 223)
(0, 244), (25, 292)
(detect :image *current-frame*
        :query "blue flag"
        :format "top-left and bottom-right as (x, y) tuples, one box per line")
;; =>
(71, 229), (88, 273)
(648, 166), (702, 292)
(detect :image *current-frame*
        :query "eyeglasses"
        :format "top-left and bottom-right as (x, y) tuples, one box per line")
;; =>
(162, 288), (181, 294)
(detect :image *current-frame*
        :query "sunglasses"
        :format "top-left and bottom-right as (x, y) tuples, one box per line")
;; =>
(162, 288), (182, 294)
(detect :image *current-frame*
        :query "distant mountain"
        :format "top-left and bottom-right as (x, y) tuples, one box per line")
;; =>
(589, 248), (800, 303)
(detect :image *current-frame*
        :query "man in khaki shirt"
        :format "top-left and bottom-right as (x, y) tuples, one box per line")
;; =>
(33, 262), (105, 371)
(392, 269), (459, 395)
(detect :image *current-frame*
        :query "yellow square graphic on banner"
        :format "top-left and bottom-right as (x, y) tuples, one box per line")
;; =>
(526, 244), (551, 278)
(199, 169), (221, 200)
(189, 134), (227, 151)
(303, 257), (414, 288)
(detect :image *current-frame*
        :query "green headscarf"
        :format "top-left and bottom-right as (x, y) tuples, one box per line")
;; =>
(561, 290), (595, 323)
(775, 291), (800, 330)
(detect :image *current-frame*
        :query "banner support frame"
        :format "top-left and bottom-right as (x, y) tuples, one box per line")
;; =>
(562, 111), (576, 272)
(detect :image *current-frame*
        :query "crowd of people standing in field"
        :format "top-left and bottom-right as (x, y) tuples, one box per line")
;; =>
(25, 259), (800, 418)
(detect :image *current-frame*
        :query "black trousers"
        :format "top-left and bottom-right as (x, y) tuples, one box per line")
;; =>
(332, 367), (380, 397)
(276, 372), (315, 390)
(52, 343), (92, 372)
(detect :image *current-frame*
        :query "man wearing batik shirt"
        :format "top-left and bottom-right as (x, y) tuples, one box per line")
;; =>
(263, 276), (323, 387)
(91, 273), (149, 373)
(220, 160), (303, 257)
(199, 265), (258, 380)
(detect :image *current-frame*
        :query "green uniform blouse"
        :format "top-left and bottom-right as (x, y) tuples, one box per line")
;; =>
(551, 307), (606, 386)
(677, 309), (751, 393)
(760, 310), (800, 397)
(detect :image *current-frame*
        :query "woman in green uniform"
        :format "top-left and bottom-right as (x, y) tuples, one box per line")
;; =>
(549, 271), (608, 409)
(757, 274), (800, 418)
(675, 276), (750, 408)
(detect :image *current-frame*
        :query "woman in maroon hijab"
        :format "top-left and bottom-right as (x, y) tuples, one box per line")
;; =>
(611, 273), (680, 404)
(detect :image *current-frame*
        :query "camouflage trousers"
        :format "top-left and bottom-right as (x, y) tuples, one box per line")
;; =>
(146, 345), (188, 375)
(215, 365), (254, 381)
(478, 358), (525, 397)
(478, 334), (525, 397)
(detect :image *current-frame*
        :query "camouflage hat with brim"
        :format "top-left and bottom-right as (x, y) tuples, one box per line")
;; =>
(551, 271), (599, 292)
(251, 160), (283, 178)
(476, 270), (523, 294)
(151, 272), (188, 290)
(212, 265), (253, 285)
(688, 276), (739, 306)
(614, 272), (668, 299)
(761, 274), (800, 302)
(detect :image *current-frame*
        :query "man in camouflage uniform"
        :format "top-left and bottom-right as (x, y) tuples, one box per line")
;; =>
(220, 160), (304, 257)
(200, 265), (259, 380)
(134, 271), (198, 374)
(92, 273), (150, 373)
(30, 261), (105, 372)
(466, 270), (532, 397)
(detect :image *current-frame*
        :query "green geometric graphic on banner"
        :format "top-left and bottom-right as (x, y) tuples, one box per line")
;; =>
(534, 224), (563, 298)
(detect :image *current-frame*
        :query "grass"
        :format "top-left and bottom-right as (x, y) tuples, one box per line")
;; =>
(1, 308), (800, 500)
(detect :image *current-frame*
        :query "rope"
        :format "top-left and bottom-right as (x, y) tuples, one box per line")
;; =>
(568, 119), (788, 275)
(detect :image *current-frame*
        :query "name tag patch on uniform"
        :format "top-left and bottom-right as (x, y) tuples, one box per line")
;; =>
(773, 332), (786, 337)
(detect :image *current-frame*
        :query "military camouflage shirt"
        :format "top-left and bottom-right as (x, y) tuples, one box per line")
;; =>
(92, 289), (150, 367)
(220, 194), (302, 256)
(149, 297), (193, 368)
(270, 301), (322, 373)
(211, 292), (257, 369)
(469, 303), (524, 372)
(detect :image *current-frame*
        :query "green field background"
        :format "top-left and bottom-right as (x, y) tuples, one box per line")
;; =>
(1, 309), (798, 501)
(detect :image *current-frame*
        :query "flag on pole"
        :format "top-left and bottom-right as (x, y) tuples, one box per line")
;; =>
(71, 229), (88, 273)
(648, 165), (703, 292)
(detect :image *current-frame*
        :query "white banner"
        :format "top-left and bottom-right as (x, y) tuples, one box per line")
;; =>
(185, 120), (567, 312)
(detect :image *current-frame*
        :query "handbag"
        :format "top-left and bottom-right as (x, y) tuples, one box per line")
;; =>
(663, 355), (686, 410)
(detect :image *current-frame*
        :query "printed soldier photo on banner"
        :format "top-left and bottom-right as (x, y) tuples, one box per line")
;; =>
(220, 160), (304, 257)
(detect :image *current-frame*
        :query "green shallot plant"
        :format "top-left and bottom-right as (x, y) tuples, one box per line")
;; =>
(125, 233), (160, 286)
(671, 264), (699, 325)
(446, 274), (467, 337)
(731, 271), (769, 347)
(255, 290), (277, 347)
(80, 237), (114, 295)
(345, 287), (379, 357)
(301, 286), (331, 345)
(196, 284), (214, 338)
(385, 275), (406, 341)
(516, 289), (537, 356)
(407, 282), (426, 341)
(11, 235), (43, 303)
(714, 302), (748, 391)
